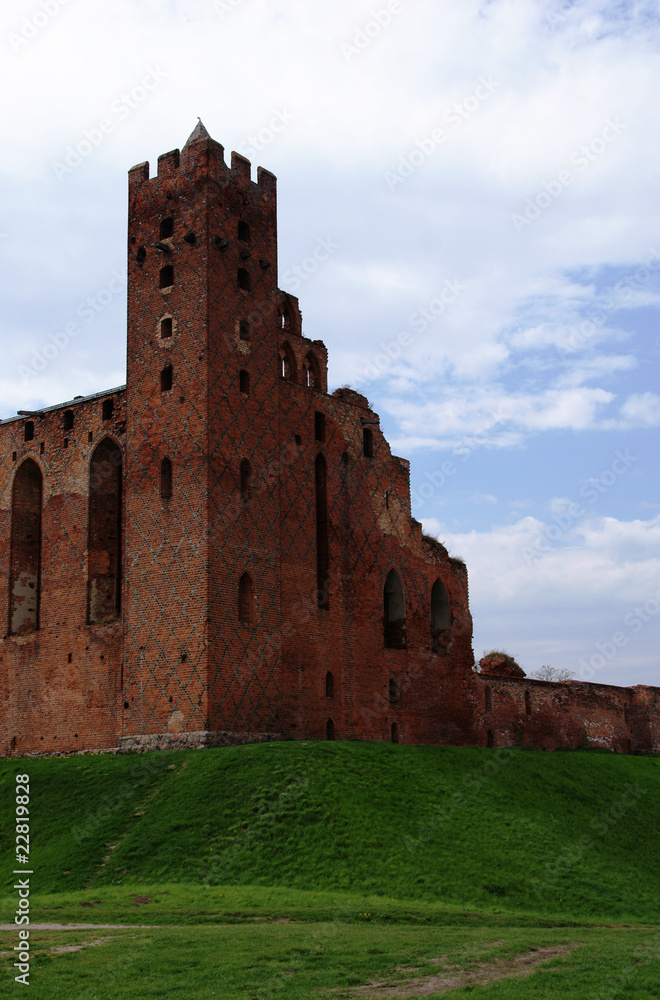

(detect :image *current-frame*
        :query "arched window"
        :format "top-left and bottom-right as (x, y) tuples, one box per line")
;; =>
(326, 718), (335, 741)
(279, 300), (293, 331)
(160, 365), (173, 392)
(239, 370), (250, 394)
(159, 265), (174, 289)
(240, 458), (252, 500)
(9, 459), (42, 635)
(315, 454), (329, 609)
(430, 578), (450, 653)
(160, 217), (174, 239)
(238, 572), (255, 624)
(363, 428), (373, 458)
(160, 457), (172, 499)
(280, 343), (296, 381)
(485, 686), (492, 712)
(391, 722), (399, 744)
(63, 409), (74, 431)
(325, 671), (334, 698)
(237, 220), (250, 241)
(304, 354), (320, 388)
(383, 569), (406, 648)
(389, 677), (399, 704)
(238, 267), (250, 291)
(88, 438), (122, 624)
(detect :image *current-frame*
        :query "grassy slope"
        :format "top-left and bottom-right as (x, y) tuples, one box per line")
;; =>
(1, 742), (659, 921)
(3, 924), (660, 1000)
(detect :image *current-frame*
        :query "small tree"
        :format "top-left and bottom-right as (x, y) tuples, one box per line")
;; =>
(531, 665), (574, 683)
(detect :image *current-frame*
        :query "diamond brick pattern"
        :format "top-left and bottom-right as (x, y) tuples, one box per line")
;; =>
(4, 128), (649, 758)
(0, 129), (480, 755)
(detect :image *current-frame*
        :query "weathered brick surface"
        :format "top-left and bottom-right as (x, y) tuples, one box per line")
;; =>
(0, 390), (125, 753)
(0, 125), (657, 756)
(476, 675), (660, 753)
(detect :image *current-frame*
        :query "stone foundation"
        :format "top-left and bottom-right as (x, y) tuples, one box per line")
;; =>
(117, 731), (283, 753)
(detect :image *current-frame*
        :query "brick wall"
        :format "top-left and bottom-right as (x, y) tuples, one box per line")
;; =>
(475, 674), (660, 754)
(0, 124), (657, 757)
(0, 390), (124, 753)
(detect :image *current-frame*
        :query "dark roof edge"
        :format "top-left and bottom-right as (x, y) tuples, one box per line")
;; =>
(0, 385), (126, 425)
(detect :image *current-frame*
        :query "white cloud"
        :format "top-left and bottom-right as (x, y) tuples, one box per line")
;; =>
(425, 512), (660, 685)
(0, 0), (658, 688)
(617, 392), (660, 427)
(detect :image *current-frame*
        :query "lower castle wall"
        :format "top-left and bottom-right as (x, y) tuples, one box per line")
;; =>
(475, 674), (660, 754)
(0, 624), (121, 755)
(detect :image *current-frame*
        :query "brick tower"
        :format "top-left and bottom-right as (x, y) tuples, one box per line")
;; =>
(2, 123), (658, 757)
(122, 121), (286, 739)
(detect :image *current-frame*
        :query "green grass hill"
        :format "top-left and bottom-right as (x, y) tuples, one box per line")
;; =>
(2, 741), (659, 922)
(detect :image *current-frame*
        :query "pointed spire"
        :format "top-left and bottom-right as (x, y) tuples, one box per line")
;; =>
(184, 118), (211, 145)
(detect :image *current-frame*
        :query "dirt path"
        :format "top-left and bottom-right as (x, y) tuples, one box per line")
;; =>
(333, 943), (583, 998)
(0, 923), (157, 931)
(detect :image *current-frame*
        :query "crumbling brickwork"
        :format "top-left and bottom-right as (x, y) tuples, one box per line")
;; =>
(0, 124), (657, 756)
(475, 674), (660, 754)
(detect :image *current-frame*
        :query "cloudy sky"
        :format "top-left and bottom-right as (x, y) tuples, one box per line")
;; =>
(1, 0), (658, 685)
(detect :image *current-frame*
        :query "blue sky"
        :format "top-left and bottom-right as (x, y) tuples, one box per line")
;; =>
(1, 0), (658, 685)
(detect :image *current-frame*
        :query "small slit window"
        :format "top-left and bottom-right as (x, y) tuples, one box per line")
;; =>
(24, 422), (34, 442)
(389, 677), (399, 705)
(325, 671), (334, 699)
(363, 428), (373, 458)
(485, 686), (492, 712)
(63, 410), (74, 431)
(391, 722), (399, 744)
(239, 320), (250, 340)
(160, 365), (173, 392)
(314, 412), (326, 443)
(525, 689), (531, 717)
(102, 399), (114, 421)
(160, 217), (174, 239)
(159, 265), (174, 289)
(160, 457), (172, 499)
(239, 370), (250, 394)
(160, 317), (173, 339)
(315, 453), (329, 609)
(240, 458), (252, 499)
(238, 268), (250, 291)
(238, 572), (255, 624)
(326, 718), (335, 741)
(238, 221), (250, 241)
(384, 569), (406, 649)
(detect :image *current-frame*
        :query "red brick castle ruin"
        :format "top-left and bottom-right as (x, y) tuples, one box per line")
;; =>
(1, 124), (658, 756)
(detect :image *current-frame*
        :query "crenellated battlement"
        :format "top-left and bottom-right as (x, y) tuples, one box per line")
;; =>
(128, 121), (277, 201)
(5, 123), (652, 761)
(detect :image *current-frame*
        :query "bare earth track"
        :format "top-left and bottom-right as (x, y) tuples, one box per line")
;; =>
(333, 943), (582, 997)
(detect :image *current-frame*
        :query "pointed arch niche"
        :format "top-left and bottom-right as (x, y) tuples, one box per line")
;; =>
(430, 578), (451, 654)
(88, 438), (122, 624)
(383, 569), (406, 649)
(9, 459), (43, 635)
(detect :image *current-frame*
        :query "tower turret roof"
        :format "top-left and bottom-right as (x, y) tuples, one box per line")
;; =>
(184, 119), (211, 145)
